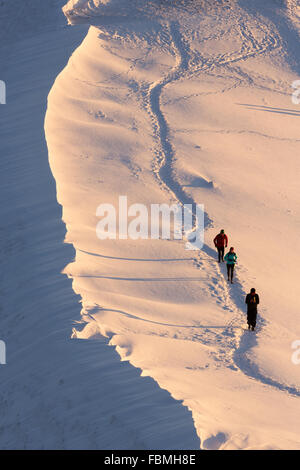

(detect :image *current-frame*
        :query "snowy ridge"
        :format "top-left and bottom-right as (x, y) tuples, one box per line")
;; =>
(44, 0), (300, 449)
(0, 1), (199, 450)
(63, 0), (106, 23)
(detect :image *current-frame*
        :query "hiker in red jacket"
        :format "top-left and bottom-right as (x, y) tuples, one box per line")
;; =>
(213, 229), (228, 263)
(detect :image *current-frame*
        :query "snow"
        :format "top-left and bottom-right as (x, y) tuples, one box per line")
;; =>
(1, 0), (300, 449)
(0, 0), (198, 450)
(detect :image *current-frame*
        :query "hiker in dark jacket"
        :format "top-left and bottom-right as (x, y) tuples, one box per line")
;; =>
(213, 229), (228, 263)
(224, 247), (237, 283)
(245, 288), (260, 331)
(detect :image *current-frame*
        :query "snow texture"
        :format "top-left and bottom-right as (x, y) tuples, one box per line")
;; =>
(0, 0), (300, 450)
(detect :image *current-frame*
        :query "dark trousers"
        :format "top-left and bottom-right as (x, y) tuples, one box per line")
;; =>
(217, 246), (224, 262)
(247, 311), (257, 328)
(227, 264), (234, 281)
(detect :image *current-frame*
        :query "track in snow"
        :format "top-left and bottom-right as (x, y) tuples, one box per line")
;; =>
(144, 13), (300, 398)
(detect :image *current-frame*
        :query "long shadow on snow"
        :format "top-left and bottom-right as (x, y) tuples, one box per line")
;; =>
(86, 306), (241, 330)
(234, 331), (300, 397)
(238, 103), (300, 117)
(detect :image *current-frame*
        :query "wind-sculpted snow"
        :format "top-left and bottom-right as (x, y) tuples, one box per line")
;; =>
(45, 0), (300, 448)
(63, 0), (169, 23)
(63, 0), (239, 24)
(0, 1), (202, 449)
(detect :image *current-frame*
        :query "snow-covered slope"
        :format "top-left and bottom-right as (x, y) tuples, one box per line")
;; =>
(0, 0), (199, 449)
(44, 0), (300, 449)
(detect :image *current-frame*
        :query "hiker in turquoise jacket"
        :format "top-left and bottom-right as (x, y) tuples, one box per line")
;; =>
(224, 247), (237, 284)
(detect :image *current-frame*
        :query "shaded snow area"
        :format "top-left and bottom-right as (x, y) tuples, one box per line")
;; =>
(0, 0), (199, 450)
(1, 0), (300, 449)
